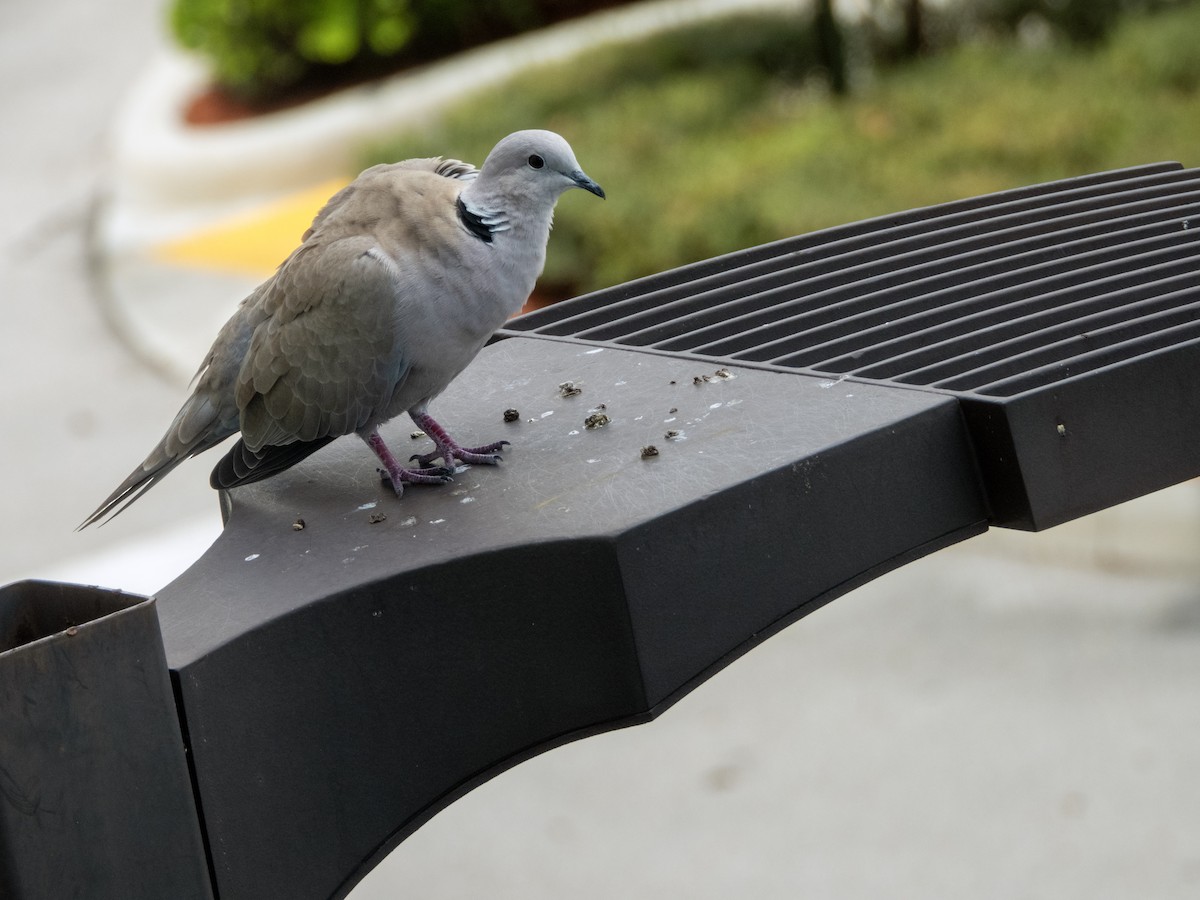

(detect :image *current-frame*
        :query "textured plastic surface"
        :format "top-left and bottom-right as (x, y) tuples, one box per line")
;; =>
(154, 337), (987, 899)
(0, 581), (213, 900)
(505, 163), (1200, 528)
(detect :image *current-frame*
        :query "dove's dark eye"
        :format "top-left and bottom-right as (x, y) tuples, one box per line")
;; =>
(527, 154), (545, 169)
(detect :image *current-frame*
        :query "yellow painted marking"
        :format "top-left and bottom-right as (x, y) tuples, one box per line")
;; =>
(154, 178), (350, 278)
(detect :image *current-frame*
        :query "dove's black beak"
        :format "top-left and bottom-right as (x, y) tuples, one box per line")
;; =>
(572, 170), (605, 199)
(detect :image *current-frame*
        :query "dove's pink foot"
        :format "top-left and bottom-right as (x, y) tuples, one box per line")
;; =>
(363, 429), (453, 497)
(409, 411), (510, 470)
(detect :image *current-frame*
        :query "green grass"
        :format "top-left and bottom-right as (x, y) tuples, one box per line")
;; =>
(366, 3), (1200, 296)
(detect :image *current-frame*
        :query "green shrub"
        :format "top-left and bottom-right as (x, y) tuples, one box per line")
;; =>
(172, 0), (418, 99)
(171, 0), (616, 101)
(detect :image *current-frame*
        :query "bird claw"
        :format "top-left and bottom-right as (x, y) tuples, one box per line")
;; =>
(376, 464), (454, 495)
(410, 439), (510, 469)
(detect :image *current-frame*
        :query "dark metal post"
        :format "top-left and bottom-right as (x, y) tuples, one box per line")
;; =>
(0, 581), (213, 900)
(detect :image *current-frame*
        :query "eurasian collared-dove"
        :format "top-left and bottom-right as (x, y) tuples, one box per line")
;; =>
(80, 130), (604, 528)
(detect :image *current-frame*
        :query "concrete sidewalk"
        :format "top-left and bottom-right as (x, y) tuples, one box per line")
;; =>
(2, 1), (1199, 897)
(0, 0), (220, 591)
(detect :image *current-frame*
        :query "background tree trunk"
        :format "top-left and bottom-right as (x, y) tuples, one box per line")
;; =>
(814, 0), (848, 94)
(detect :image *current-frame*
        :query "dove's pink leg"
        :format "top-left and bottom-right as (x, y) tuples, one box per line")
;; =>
(409, 411), (509, 470)
(363, 429), (453, 496)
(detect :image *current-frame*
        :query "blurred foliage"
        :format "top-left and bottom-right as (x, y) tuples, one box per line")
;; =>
(172, 0), (615, 101)
(864, 0), (1192, 59)
(969, 0), (1126, 43)
(365, 1), (1200, 296)
(1108, 1), (1200, 91)
(173, 0), (415, 98)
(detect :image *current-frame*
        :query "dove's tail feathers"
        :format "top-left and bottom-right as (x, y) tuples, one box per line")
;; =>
(77, 432), (231, 529)
(210, 436), (336, 491)
(79, 452), (187, 530)
(78, 395), (235, 529)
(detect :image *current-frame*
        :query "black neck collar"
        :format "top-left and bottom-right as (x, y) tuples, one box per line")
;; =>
(457, 196), (495, 244)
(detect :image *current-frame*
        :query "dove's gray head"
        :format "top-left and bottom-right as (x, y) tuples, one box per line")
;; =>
(475, 130), (605, 204)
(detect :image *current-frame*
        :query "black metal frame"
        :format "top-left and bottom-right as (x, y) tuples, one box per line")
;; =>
(505, 162), (1200, 529)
